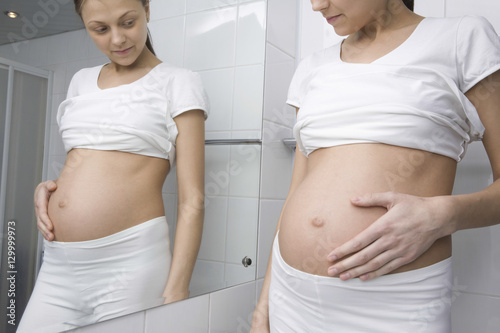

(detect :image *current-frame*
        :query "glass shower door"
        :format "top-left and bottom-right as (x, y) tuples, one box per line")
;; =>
(0, 66), (7, 195)
(0, 62), (49, 333)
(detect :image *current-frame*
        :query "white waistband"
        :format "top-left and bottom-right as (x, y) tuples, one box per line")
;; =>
(44, 216), (167, 249)
(273, 233), (452, 286)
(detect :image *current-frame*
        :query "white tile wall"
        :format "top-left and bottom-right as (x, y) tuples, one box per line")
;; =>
(451, 292), (500, 333)
(225, 263), (256, 287)
(145, 294), (209, 333)
(184, 7), (237, 70)
(199, 196), (228, 261)
(414, 0), (445, 17)
(199, 68), (234, 132)
(149, 0), (186, 21)
(262, 44), (296, 127)
(209, 282), (256, 332)
(69, 311), (145, 333)
(228, 145), (262, 197)
(257, 199), (284, 278)
(205, 145), (231, 197)
(225, 197), (259, 264)
(189, 260), (225, 298)
(187, 0), (238, 14)
(149, 17), (186, 67)
(260, 121), (294, 200)
(452, 226), (500, 296)
(236, 1), (267, 66)
(267, 0), (298, 57)
(232, 65), (265, 131)
(299, 0), (326, 59)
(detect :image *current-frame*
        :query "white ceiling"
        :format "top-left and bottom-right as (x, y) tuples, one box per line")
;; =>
(0, 0), (84, 46)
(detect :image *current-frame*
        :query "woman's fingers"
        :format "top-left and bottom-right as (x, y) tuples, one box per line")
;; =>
(351, 191), (402, 209)
(34, 180), (57, 241)
(327, 221), (383, 264)
(327, 192), (442, 280)
(327, 225), (391, 278)
(37, 218), (54, 241)
(328, 238), (410, 281)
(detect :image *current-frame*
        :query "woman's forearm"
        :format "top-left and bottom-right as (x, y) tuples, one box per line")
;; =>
(448, 178), (500, 233)
(163, 198), (204, 299)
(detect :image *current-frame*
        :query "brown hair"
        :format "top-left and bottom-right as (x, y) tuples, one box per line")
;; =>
(73, 0), (156, 55)
(402, 0), (414, 11)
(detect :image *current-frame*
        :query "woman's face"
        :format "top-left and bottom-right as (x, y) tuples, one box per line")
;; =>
(310, 0), (392, 36)
(81, 0), (150, 67)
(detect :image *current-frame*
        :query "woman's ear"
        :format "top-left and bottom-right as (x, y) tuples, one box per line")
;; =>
(145, 0), (150, 22)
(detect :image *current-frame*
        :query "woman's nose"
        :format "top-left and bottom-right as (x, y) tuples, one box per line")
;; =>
(310, 0), (329, 12)
(111, 28), (126, 46)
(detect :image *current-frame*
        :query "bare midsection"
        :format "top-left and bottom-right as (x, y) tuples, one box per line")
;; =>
(48, 149), (169, 242)
(279, 144), (456, 276)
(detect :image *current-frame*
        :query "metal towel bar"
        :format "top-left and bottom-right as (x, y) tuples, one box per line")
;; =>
(282, 138), (296, 151)
(205, 139), (262, 145)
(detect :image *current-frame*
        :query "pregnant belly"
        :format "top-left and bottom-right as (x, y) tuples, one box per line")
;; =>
(48, 150), (167, 242)
(278, 144), (455, 276)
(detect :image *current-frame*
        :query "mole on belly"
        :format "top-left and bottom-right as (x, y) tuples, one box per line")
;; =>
(311, 217), (325, 228)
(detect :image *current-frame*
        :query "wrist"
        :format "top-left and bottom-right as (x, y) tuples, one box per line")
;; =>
(163, 287), (189, 299)
(434, 195), (459, 236)
(252, 300), (269, 322)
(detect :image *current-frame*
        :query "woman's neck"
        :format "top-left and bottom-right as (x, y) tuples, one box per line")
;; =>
(354, 1), (419, 44)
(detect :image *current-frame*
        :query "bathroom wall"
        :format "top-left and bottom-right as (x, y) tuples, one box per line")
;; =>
(0, 0), (297, 331)
(297, 0), (500, 331)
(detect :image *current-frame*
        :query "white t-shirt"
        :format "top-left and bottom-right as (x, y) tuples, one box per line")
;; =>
(57, 62), (209, 163)
(287, 16), (500, 161)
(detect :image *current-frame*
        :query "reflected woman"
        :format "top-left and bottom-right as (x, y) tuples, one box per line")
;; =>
(18, 0), (208, 331)
(252, 0), (500, 332)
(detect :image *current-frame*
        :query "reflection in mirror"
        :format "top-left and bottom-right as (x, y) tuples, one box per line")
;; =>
(153, 0), (267, 299)
(0, 0), (266, 332)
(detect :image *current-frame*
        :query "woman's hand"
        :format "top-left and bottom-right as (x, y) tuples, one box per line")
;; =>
(34, 180), (57, 241)
(326, 192), (455, 281)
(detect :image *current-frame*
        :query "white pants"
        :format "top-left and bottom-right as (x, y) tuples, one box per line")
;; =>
(17, 217), (171, 333)
(269, 234), (452, 333)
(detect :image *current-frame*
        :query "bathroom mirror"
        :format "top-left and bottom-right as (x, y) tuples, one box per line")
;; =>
(0, 0), (266, 331)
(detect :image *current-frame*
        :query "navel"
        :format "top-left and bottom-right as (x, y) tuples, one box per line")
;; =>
(58, 199), (68, 209)
(311, 217), (325, 228)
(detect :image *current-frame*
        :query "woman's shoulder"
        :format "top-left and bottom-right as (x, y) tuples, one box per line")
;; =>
(154, 62), (199, 78)
(66, 64), (104, 97)
(297, 42), (342, 71)
(423, 15), (496, 35)
(147, 62), (202, 89)
(72, 64), (104, 80)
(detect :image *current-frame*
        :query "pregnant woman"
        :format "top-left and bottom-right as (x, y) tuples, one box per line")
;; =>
(252, 0), (500, 332)
(18, 0), (208, 331)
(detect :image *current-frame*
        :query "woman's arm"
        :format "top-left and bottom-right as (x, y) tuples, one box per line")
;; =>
(326, 70), (500, 281)
(251, 109), (308, 332)
(162, 109), (206, 304)
(34, 180), (58, 241)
